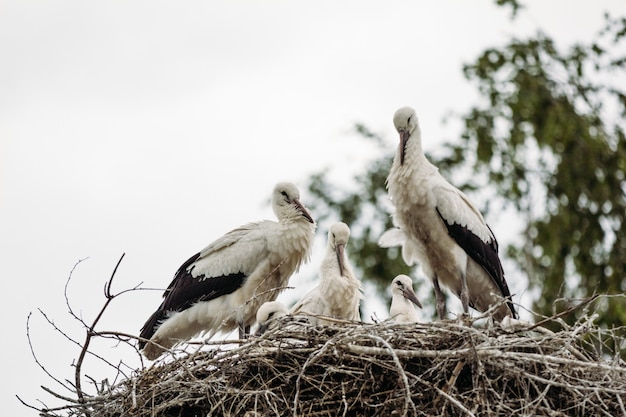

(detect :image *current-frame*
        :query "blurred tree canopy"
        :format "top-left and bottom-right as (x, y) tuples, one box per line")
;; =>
(305, 10), (626, 329)
(458, 14), (626, 328)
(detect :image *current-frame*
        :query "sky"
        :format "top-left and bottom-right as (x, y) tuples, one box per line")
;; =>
(2, 1), (624, 414)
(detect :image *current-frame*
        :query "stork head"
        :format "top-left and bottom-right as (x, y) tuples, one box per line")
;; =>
(328, 222), (350, 277)
(255, 301), (288, 336)
(393, 106), (420, 165)
(391, 274), (422, 308)
(272, 182), (314, 224)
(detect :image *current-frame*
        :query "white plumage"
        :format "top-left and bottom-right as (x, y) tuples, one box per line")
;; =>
(254, 301), (288, 336)
(290, 222), (363, 325)
(139, 182), (316, 360)
(389, 274), (422, 323)
(380, 106), (516, 321)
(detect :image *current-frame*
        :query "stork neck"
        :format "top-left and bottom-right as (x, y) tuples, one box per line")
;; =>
(274, 217), (315, 269)
(279, 209), (313, 225)
(396, 143), (428, 170)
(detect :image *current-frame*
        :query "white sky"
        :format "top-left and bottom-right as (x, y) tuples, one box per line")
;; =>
(2, 1), (624, 414)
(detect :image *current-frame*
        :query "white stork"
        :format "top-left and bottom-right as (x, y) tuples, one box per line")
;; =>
(379, 106), (516, 321)
(254, 301), (288, 336)
(139, 182), (316, 360)
(389, 274), (422, 323)
(290, 222), (363, 325)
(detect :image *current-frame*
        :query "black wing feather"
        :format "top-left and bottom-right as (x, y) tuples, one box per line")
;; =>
(435, 208), (517, 318)
(139, 252), (247, 346)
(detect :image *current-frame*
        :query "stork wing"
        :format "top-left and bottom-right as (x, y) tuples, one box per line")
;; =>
(290, 287), (327, 316)
(379, 227), (427, 267)
(195, 221), (271, 276)
(139, 222), (271, 342)
(434, 183), (515, 316)
(378, 227), (406, 248)
(166, 222), (271, 300)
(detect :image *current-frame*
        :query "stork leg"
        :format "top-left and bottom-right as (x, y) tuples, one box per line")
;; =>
(432, 276), (446, 320)
(237, 321), (250, 340)
(459, 271), (470, 315)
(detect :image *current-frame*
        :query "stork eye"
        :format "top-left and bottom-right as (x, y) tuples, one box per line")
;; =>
(280, 191), (289, 200)
(268, 312), (275, 319)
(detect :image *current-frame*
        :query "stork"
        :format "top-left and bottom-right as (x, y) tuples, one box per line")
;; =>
(290, 222), (363, 325)
(139, 182), (316, 360)
(389, 274), (422, 323)
(254, 301), (288, 336)
(379, 106), (516, 321)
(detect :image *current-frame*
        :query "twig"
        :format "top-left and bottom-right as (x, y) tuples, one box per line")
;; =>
(25, 312), (75, 394)
(433, 359), (465, 409)
(526, 294), (600, 332)
(75, 253), (125, 409)
(364, 334), (417, 417)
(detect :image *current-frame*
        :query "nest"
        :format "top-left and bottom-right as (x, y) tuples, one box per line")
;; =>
(38, 311), (626, 417)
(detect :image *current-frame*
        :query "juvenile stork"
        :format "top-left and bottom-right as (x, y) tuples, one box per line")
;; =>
(290, 222), (363, 325)
(139, 182), (315, 360)
(389, 274), (422, 323)
(379, 106), (516, 321)
(254, 301), (288, 336)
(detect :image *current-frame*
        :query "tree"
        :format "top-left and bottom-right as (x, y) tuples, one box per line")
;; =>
(457, 13), (626, 328)
(305, 11), (626, 330)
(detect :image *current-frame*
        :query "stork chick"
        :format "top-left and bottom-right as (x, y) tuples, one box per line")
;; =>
(290, 222), (363, 325)
(254, 301), (288, 336)
(389, 274), (422, 323)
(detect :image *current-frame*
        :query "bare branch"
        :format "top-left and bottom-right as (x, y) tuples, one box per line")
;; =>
(75, 253), (125, 407)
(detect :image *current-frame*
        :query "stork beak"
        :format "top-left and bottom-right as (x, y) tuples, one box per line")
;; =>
(399, 129), (410, 165)
(293, 199), (314, 223)
(402, 287), (422, 309)
(255, 323), (268, 336)
(336, 243), (345, 277)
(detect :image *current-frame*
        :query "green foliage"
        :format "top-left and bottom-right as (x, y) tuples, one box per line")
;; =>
(457, 14), (626, 329)
(494, 0), (523, 19)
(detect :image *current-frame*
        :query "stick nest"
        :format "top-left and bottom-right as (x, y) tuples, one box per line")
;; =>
(42, 315), (626, 417)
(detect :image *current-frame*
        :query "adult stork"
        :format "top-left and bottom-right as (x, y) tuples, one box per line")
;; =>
(389, 275), (422, 323)
(290, 222), (363, 325)
(379, 106), (516, 321)
(254, 301), (288, 336)
(139, 182), (316, 360)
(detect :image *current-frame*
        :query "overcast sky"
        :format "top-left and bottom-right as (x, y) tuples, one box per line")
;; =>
(2, 1), (624, 414)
